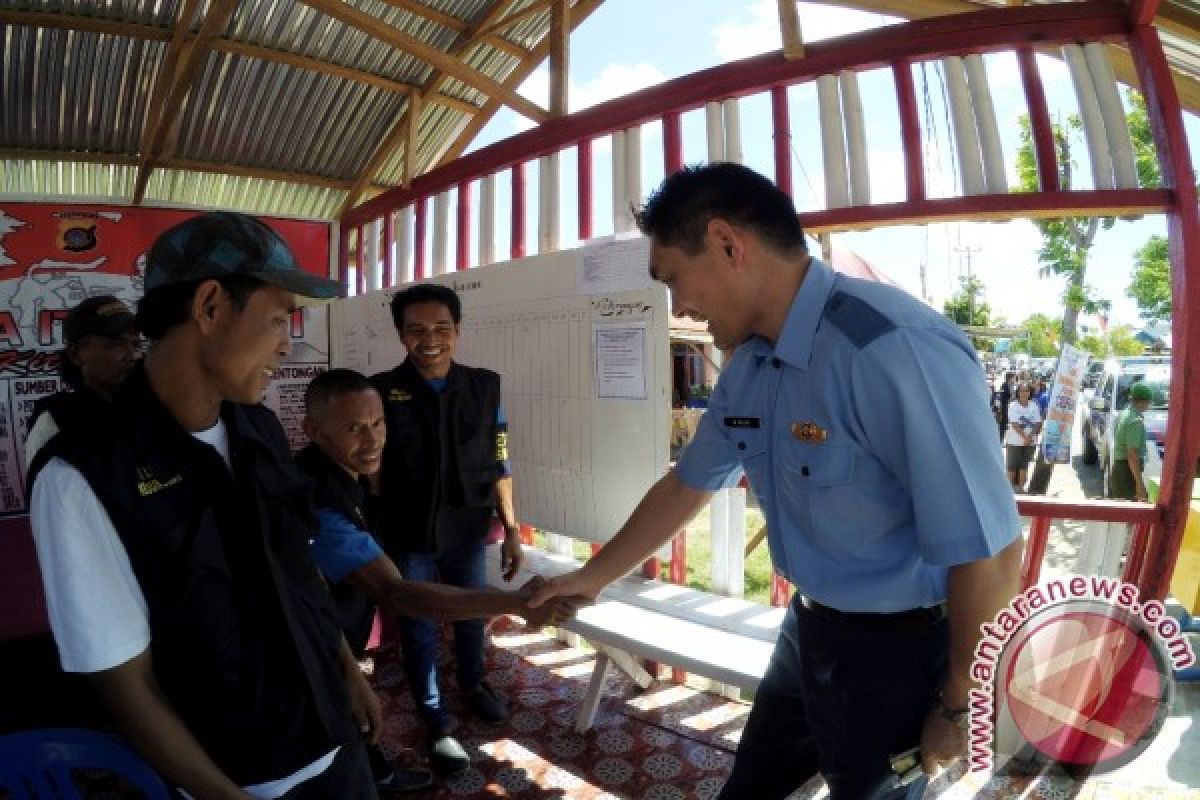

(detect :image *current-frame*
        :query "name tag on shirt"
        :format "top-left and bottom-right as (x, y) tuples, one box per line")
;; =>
(724, 416), (761, 429)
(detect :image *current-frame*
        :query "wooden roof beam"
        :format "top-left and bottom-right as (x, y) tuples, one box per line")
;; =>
(296, 0), (549, 123)
(434, 0), (605, 171)
(338, 0), (530, 212)
(375, 0), (468, 32)
(0, 148), (396, 191)
(473, 0), (553, 41)
(777, 0), (804, 59)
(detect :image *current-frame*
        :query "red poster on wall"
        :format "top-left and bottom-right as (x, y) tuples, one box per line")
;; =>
(0, 203), (334, 514)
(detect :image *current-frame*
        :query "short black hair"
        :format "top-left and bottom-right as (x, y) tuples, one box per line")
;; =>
(634, 163), (807, 256)
(305, 368), (376, 421)
(135, 274), (266, 340)
(389, 283), (462, 331)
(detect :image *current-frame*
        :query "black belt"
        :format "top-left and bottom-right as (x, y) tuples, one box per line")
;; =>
(797, 595), (947, 628)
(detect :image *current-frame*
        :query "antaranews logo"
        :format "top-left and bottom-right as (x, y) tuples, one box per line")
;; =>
(967, 575), (1195, 774)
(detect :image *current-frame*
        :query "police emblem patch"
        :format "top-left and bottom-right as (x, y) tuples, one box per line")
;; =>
(790, 421), (827, 443)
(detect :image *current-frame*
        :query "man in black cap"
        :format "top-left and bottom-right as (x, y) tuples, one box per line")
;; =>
(24, 295), (139, 469)
(28, 212), (387, 799)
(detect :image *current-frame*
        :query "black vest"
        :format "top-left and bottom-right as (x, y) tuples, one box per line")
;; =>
(30, 386), (109, 435)
(33, 366), (356, 785)
(293, 444), (377, 658)
(371, 359), (500, 555)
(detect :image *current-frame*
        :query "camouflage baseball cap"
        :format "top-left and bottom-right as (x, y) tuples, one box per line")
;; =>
(144, 212), (342, 299)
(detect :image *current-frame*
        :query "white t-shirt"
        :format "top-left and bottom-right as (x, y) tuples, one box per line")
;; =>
(29, 417), (337, 798)
(1004, 400), (1041, 446)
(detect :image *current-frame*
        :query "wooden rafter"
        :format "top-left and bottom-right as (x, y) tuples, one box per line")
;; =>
(549, 0), (569, 116)
(0, 148), (393, 191)
(295, 0), (549, 123)
(374, 0), (469, 32)
(132, 0), (242, 203)
(777, 0), (805, 59)
(338, 0), (530, 212)
(473, 0), (554, 42)
(434, 0), (605, 172)
(1, 11), (490, 109)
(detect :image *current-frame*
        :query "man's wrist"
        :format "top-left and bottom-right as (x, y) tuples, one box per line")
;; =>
(502, 523), (520, 537)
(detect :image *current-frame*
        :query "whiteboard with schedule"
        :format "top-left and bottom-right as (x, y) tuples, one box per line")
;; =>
(329, 241), (672, 546)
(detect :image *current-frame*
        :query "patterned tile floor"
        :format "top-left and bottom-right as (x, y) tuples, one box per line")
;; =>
(367, 619), (1200, 800)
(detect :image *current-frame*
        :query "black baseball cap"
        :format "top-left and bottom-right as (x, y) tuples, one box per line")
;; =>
(145, 212), (343, 299)
(63, 296), (136, 345)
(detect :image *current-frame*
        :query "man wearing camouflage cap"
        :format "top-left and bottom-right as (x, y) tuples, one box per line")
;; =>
(29, 212), (389, 798)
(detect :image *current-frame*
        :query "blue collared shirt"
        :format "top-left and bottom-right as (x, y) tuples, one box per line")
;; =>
(675, 258), (1019, 612)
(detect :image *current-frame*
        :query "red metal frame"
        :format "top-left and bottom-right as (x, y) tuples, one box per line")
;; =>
(663, 111), (683, 175)
(382, 210), (394, 287)
(1128, 24), (1200, 600)
(1016, 47), (1060, 193)
(892, 61), (925, 203)
(343, 2), (1130, 228)
(456, 180), (471, 271)
(577, 138), (593, 241)
(511, 162), (526, 260)
(770, 86), (792, 196)
(412, 198), (427, 280)
(1020, 517), (1053, 589)
(356, 224), (366, 295)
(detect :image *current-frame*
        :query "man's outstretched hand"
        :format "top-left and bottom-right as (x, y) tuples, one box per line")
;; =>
(518, 575), (591, 627)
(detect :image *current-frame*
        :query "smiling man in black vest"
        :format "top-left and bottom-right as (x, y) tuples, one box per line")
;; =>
(29, 212), (384, 799)
(371, 283), (521, 775)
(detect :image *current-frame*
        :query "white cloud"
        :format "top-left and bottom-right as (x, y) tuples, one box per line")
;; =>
(512, 62), (669, 135)
(712, 1), (900, 62)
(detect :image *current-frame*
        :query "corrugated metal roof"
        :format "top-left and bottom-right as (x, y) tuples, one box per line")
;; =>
(3, 0), (1200, 220)
(0, 0), (582, 218)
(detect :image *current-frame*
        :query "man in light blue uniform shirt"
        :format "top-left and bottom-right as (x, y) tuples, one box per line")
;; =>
(530, 164), (1023, 799)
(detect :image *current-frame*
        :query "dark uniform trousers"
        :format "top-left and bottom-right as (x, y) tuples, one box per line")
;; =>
(717, 594), (948, 800)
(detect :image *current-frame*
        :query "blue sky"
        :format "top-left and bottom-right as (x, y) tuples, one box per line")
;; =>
(464, 0), (1200, 330)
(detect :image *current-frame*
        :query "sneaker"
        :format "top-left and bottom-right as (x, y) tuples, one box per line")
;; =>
(375, 766), (434, 795)
(464, 681), (508, 725)
(428, 734), (470, 776)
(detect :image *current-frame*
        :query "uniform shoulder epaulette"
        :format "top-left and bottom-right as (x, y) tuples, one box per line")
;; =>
(823, 290), (896, 349)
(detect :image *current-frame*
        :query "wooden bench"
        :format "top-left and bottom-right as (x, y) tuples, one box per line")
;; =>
(486, 544), (784, 731)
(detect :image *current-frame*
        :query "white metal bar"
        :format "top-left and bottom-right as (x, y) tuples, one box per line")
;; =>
(479, 175), (496, 266)
(1063, 44), (1115, 190)
(710, 490), (731, 594)
(817, 74), (849, 208)
(539, 153), (560, 252)
(727, 486), (746, 598)
(576, 651), (611, 732)
(395, 206), (414, 285)
(722, 97), (743, 165)
(839, 70), (870, 205)
(611, 129), (628, 232)
(964, 54), (1008, 194)
(432, 191), (451, 274)
(623, 125), (642, 229)
(705, 101), (725, 162)
(943, 56), (986, 196)
(1084, 43), (1138, 189)
(363, 218), (381, 291)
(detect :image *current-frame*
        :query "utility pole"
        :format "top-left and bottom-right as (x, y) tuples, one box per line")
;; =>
(955, 244), (981, 324)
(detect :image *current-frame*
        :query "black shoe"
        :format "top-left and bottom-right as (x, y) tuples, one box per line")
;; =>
(464, 681), (508, 724)
(428, 734), (470, 776)
(376, 767), (434, 795)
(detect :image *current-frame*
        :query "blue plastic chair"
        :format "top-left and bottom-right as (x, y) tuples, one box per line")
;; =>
(0, 728), (172, 799)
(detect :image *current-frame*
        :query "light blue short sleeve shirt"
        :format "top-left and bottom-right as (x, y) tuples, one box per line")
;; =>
(674, 258), (1020, 612)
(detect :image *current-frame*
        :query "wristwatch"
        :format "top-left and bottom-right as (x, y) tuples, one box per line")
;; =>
(936, 694), (970, 731)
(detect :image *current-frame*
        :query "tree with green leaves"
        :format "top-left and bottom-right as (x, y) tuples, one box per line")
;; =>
(1015, 313), (1061, 357)
(1127, 235), (1171, 323)
(942, 274), (992, 325)
(1016, 90), (1158, 493)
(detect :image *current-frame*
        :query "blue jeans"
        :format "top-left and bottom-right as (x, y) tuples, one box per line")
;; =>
(717, 595), (948, 800)
(393, 541), (487, 734)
